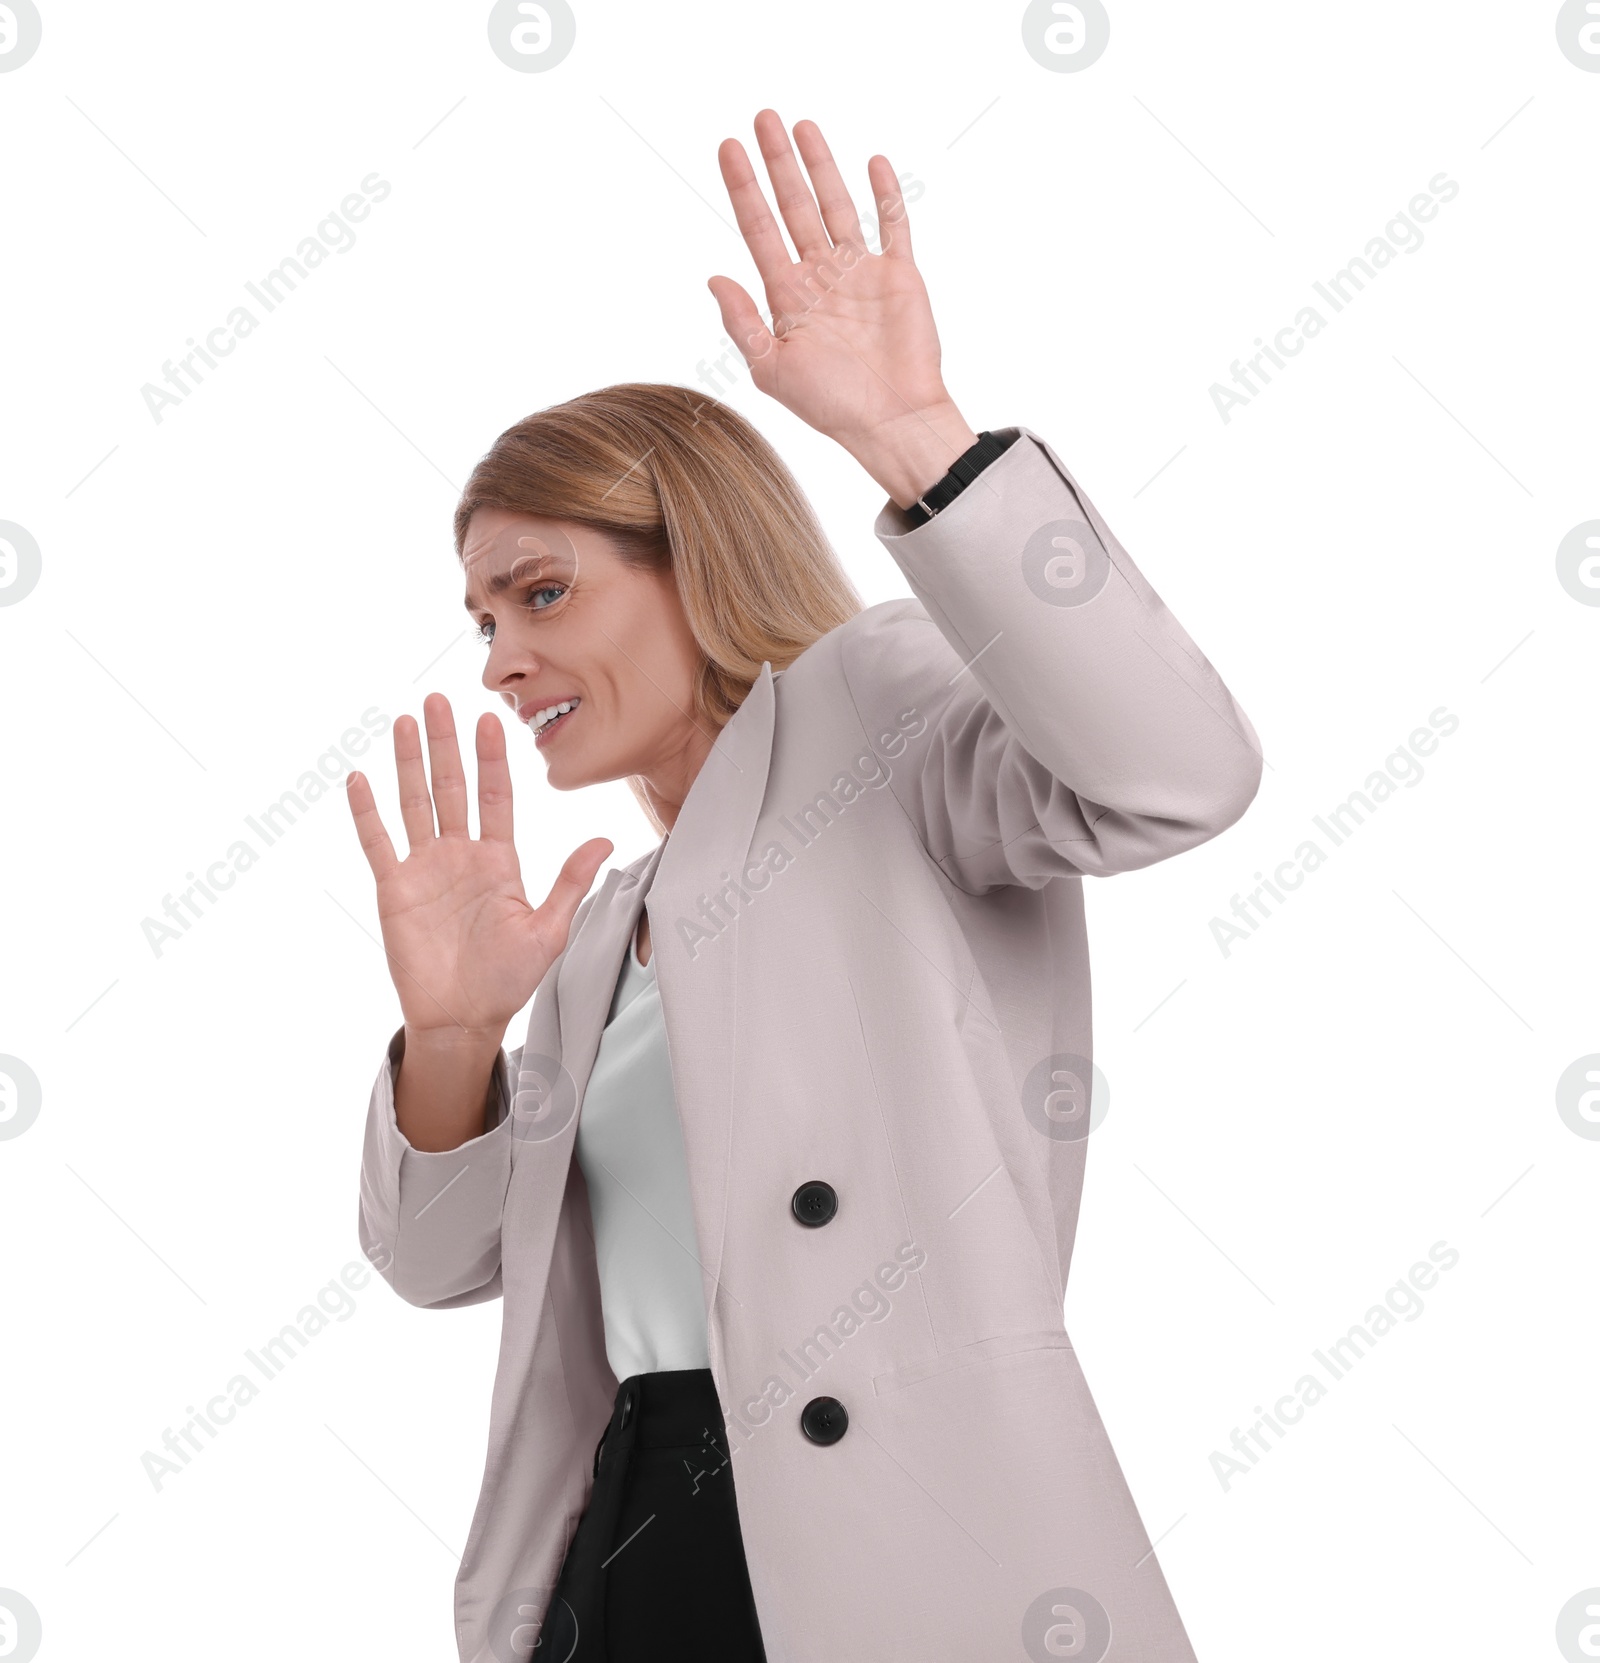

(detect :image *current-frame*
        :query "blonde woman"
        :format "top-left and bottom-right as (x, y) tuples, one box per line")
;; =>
(350, 109), (1260, 1663)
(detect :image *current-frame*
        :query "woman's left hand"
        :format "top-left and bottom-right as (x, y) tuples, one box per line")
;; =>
(708, 111), (979, 509)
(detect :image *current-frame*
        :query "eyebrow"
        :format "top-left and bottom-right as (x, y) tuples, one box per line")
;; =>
(461, 554), (558, 614)
(463, 567), (524, 613)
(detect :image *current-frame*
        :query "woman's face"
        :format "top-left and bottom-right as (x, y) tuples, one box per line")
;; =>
(464, 507), (710, 799)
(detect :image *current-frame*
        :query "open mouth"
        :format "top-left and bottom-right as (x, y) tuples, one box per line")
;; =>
(531, 698), (581, 745)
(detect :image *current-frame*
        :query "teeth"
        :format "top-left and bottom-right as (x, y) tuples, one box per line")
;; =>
(533, 699), (578, 735)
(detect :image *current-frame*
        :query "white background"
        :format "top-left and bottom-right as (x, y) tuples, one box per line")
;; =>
(2, 1), (1597, 1658)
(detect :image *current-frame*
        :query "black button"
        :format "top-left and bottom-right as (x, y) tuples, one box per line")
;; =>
(618, 1391), (634, 1431)
(800, 1396), (848, 1445)
(791, 1180), (838, 1227)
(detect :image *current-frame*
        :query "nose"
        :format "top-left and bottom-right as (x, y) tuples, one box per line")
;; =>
(481, 633), (539, 702)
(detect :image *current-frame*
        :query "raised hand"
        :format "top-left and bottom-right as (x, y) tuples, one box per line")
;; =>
(345, 692), (612, 1042)
(707, 110), (978, 507)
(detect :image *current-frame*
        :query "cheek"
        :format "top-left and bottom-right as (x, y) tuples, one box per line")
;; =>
(601, 665), (680, 749)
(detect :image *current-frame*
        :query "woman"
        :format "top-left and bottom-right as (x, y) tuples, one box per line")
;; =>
(350, 110), (1261, 1663)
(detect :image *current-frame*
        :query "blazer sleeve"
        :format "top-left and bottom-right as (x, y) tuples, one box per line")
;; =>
(843, 424), (1264, 893)
(357, 1025), (516, 1309)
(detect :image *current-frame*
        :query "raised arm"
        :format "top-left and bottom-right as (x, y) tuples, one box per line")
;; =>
(706, 113), (1260, 890)
(844, 428), (1262, 891)
(345, 693), (610, 1304)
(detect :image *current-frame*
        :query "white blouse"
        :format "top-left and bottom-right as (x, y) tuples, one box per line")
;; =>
(573, 904), (712, 1382)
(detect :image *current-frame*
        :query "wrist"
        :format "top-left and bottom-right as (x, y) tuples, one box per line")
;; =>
(844, 401), (981, 510)
(402, 1021), (508, 1055)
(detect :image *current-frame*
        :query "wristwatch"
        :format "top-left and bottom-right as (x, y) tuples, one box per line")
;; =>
(901, 429), (1017, 526)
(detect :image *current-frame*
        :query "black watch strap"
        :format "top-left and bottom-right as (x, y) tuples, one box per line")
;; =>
(902, 429), (1017, 525)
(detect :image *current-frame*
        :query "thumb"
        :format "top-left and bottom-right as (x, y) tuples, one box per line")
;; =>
(707, 275), (775, 365)
(529, 837), (614, 965)
(539, 837), (614, 934)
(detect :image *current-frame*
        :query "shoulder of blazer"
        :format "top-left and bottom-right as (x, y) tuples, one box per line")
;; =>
(778, 596), (941, 704)
(831, 596), (971, 733)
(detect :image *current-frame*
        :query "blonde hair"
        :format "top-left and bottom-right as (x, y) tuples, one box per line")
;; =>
(454, 383), (863, 834)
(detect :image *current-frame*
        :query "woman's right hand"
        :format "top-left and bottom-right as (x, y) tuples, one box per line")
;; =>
(345, 692), (613, 1043)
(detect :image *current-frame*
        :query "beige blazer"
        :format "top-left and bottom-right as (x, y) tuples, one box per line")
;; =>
(358, 425), (1263, 1662)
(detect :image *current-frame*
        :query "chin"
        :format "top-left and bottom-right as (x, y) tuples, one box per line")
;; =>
(541, 750), (606, 791)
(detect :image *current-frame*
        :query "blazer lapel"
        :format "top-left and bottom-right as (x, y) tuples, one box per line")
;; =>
(551, 863), (634, 1100)
(549, 662), (778, 1360)
(646, 662), (776, 1353)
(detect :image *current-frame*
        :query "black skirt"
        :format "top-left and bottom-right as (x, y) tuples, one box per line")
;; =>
(535, 1367), (768, 1661)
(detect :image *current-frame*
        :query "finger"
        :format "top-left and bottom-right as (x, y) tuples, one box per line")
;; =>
(535, 837), (615, 943)
(707, 274), (776, 365)
(716, 135), (799, 298)
(752, 108), (832, 263)
(475, 711), (515, 845)
(792, 119), (865, 250)
(344, 768), (400, 883)
(392, 712), (438, 853)
(867, 154), (914, 261)
(423, 692), (470, 837)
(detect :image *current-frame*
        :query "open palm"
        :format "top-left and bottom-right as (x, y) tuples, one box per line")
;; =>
(707, 112), (954, 454)
(346, 694), (611, 1039)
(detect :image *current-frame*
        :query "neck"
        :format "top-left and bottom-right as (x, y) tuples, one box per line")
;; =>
(638, 720), (722, 833)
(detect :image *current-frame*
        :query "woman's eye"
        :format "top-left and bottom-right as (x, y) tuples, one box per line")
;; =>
(473, 585), (568, 646)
